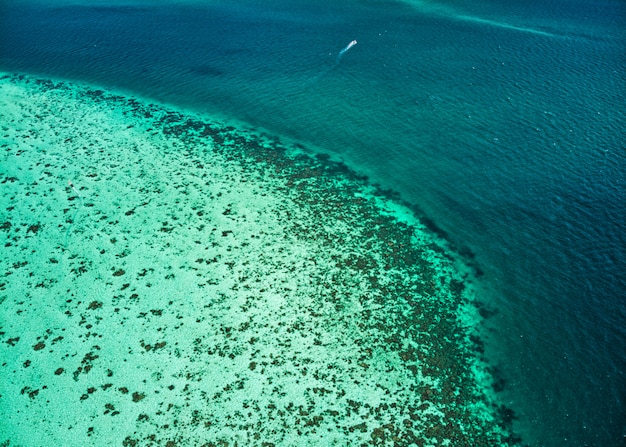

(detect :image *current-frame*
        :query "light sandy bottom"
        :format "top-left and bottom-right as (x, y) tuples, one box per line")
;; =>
(0, 73), (515, 446)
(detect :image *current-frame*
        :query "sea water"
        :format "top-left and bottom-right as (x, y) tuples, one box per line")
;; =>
(1, 0), (624, 445)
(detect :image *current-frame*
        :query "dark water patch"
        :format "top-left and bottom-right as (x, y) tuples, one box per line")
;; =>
(188, 65), (224, 77)
(52, 5), (152, 14)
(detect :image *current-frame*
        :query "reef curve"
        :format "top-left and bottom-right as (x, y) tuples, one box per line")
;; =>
(0, 73), (520, 446)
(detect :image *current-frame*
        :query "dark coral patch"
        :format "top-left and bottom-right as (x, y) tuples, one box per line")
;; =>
(27, 223), (41, 234)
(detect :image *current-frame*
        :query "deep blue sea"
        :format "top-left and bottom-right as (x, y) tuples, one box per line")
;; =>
(1, 0), (624, 445)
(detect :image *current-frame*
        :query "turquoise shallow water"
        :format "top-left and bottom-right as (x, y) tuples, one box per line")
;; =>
(1, 73), (516, 446)
(1, 0), (625, 445)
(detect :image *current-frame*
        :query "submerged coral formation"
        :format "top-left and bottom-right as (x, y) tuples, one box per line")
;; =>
(0, 73), (520, 446)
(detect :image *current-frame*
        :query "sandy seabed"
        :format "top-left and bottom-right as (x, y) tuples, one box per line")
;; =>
(0, 73), (518, 446)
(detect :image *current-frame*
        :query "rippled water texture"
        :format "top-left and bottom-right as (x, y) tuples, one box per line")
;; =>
(1, 0), (625, 445)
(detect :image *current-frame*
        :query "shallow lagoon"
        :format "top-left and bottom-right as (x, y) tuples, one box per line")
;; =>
(0, 74), (517, 446)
